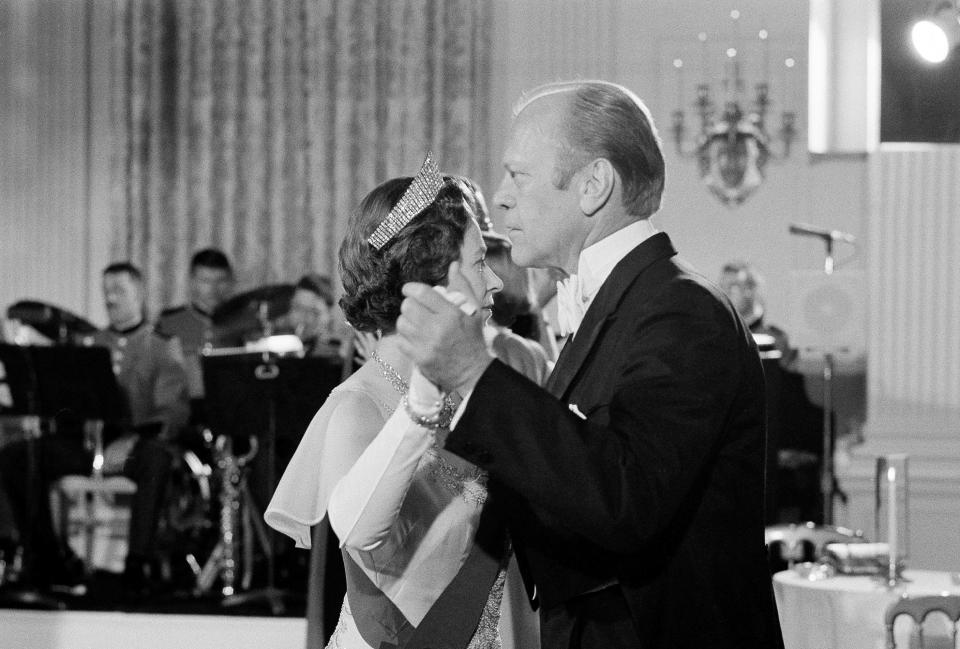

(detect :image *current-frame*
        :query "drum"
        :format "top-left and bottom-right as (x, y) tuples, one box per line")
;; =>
(156, 448), (216, 585)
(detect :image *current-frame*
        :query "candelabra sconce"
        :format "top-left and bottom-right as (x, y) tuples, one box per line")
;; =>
(671, 16), (800, 206)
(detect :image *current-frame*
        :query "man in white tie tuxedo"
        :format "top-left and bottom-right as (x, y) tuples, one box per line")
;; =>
(397, 80), (783, 649)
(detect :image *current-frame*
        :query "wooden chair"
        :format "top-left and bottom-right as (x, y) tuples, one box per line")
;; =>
(765, 521), (866, 568)
(53, 474), (136, 572)
(50, 420), (136, 572)
(885, 594), (960, 649)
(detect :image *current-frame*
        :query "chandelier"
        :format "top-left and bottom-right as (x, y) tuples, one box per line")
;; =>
(670, 11), (798, 206)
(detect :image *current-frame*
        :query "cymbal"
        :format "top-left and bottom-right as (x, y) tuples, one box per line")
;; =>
(211, 283), (295, 345)
(6, 300), (98, 343)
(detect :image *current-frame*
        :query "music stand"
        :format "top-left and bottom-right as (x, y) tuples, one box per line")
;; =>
(201, 351), (343, 614)
(0, 343), (123, 607)
(27, 345), (124, 424)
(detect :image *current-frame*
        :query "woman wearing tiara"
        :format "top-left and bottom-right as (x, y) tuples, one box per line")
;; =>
(265, 156), (537, 649)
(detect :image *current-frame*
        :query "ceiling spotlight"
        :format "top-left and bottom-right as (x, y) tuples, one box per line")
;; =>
(911, 1), (960, 63)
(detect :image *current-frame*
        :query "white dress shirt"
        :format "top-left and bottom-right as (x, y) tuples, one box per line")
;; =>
(555, 218), (660, 338)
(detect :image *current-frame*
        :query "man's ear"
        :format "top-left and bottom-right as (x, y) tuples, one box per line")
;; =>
(578, 158), (616, 216)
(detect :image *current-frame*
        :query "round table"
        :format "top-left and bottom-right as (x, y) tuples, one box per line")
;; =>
(774, 568), (960, 649)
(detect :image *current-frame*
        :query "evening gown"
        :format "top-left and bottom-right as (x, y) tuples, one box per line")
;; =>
(265, 360), (536, 649)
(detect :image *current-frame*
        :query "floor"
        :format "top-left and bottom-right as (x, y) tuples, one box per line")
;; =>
(0, 609), (306, 649)
(0, 562), (309, 648)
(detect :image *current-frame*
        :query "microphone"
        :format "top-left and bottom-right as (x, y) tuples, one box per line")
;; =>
(788, 222), (856, 244)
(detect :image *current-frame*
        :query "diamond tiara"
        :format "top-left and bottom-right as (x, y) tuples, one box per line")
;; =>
(367, 153), (445, 250)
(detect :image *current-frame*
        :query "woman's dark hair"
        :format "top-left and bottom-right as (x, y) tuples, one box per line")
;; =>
(338, 176), (476, 333)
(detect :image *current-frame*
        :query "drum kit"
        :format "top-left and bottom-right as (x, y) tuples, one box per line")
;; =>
(4, 300), (98, 346)
(209, 283), (295, 348)
(4, 283), (299, 349)
(1, 286), (335, 611)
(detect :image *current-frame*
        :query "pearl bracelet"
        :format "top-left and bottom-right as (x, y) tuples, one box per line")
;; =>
(402, 394), (442, 430)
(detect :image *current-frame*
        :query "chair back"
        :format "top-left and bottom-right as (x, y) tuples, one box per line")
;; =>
(885, 594), (960, 649)
(765, 521), (866, 567)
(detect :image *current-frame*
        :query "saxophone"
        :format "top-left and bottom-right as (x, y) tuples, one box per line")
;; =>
(195, 434), (258, 596)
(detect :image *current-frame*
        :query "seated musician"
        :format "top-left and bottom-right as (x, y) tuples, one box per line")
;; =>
(0, 262), (190, 595)
(156, 248), (234, 423)
(718, 260), (797, 367)
(281, 273), (342, 358)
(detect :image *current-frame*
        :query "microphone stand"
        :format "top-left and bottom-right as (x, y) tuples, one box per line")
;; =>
(818, 349), (840, 525)
(789, 223), (856, 525)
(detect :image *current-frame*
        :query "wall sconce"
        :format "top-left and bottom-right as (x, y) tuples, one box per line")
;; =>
(671, 11), (798, 206)
(911, 0), (960, 63)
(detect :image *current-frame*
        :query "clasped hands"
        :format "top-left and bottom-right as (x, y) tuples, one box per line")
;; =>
(396, 261), (494, 396)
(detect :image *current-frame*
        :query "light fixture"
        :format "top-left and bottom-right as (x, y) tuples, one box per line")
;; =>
(911, 1), (960, 64)
(671, 11), (797, 206)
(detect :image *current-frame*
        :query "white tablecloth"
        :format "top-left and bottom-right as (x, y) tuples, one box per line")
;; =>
(774, 568), (960, 649)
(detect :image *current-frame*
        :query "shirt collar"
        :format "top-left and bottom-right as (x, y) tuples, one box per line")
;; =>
(577, 219), (659, 303)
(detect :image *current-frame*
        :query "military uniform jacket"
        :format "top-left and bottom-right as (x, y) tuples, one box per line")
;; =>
(156, 304), (213, 398)
(89, 322), (190, 439)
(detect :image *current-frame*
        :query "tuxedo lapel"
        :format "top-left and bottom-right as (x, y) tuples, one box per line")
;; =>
(545, 232), (678, 400)
(545, 314), (611, 399)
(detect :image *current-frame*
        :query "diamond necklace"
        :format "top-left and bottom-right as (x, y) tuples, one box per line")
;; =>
(370, 351), (409, 395)
(369, 352), (486, 505)
(370, 351), (458, 428)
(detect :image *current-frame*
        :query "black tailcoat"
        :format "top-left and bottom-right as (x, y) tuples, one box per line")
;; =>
(447, 233), (784, 648)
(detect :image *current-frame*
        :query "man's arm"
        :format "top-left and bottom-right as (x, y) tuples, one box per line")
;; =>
(152, 337), (191, 439)
(415, 287), (753, 555)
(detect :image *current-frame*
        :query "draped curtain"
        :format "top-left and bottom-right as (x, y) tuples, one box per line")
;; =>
(108, 0), (491, 315)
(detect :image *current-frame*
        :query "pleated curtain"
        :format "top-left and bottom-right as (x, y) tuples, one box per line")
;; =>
(107, 0), (491, 315)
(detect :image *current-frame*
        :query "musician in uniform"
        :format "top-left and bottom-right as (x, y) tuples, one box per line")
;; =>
(0, 262), (190, 594)
(718, 260), (797, 367)
(156, 248), (234, 423)
(280, 273), (342, 358)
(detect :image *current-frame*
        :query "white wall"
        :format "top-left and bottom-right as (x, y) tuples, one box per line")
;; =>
(837, 146), (960, 571)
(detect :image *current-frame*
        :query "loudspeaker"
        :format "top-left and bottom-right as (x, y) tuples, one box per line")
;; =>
(785, 270), (867, 356)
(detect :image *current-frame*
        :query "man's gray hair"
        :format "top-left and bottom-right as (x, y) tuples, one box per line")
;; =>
(514, 80), (665, 219)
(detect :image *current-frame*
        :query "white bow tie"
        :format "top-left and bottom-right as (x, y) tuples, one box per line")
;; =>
(555, 275), (588, 338)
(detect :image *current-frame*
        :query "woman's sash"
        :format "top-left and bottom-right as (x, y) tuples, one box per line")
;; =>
(345, 500), (506, 649)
